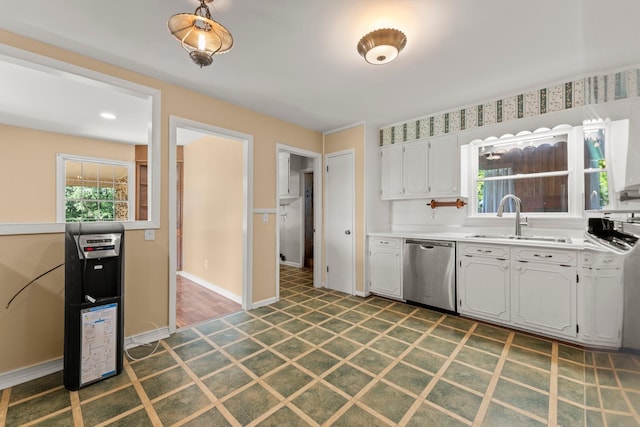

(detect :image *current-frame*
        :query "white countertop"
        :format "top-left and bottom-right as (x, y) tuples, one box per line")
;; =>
(368, 227), (601, 250)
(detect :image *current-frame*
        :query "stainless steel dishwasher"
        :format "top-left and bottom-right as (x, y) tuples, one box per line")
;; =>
(403, 239), (456, 313)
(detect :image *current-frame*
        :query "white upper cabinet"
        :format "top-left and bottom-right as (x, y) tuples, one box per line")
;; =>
(380, 135), (459, 200)
(403, 140), (429, 197)
(428, 134), (459, 197)
(278, 152), (300, 198)
(380, 144), (403, 198)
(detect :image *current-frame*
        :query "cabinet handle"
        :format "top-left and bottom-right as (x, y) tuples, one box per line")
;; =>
(502, 263), (509, 270)
(477, 249), (492, 253)
(534, 254), (553, 258)
(516, 265), (523, 271)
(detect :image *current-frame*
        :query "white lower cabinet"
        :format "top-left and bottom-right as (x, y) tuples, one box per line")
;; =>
(457, 244), (510, 323)
(511, 261), (577, 339)
(578, 251), (623, 347)
(369, 237), (402, 299)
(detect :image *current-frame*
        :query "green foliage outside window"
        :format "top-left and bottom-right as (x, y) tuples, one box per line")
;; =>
(65, 186), (116, 222)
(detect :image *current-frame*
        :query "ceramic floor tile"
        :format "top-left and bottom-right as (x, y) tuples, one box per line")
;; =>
(77, 370), (132, 401)
(291, 382), (348, 424)
(105, 408), (154, 427)
(481, 402), (545, 426)
(350, 348), (393, 375)
(129, 351), (177, 380)
(296, 349), (340, 376)
(235, 319), (271, 334)
(224, 338), (264, 360)
(417, 335), (457, 356)
(272, 337), (312, 360)
(141, 366), (192, 400)
(400, 316), (433, 332)
(181, 407), (232, 427)
(5, 388), (71, 426)
(383, 362), (433, 395)
(507, 345), (552, 371)
(332, 404), (391, 427)
(187, 351), (232, 378)
(443, 361), (492, 393)
(370, 335), (409, 358)
(342, 326), (379, 344)
(256, 406), (309, 427)
(223, 383), (281, 425)
(201, 365), (253, 398)
(29, 409), (75, 427)
(81, 385), (142, 426)
(386, 325), (422, 344)
(556, 400), (585, 427)
(195, 319), (228, 336)
(492, 378), (549, 420)
(465, 334), (506, 356)
(163, 328), (200, 347)
(558, 376), (585, 404)
(324, 364), (374, 397)
(406, 402), (468, 427)
(298, 327), (334, 345)
(501, 360), (551, 392)
(254, 328), (291, 346)
(153, 384), (211, 426)
(322, 336), (361, 358)
(402, 347), (446, 374)
(263, 365), (313, 398)
(241, 350), (286, 377)
(431, 325), (466, 342)
(558, 343), (586, 364)
(473, 323), (511, 341)
(426, 380), (483, 422)
(173, 339), (215, 361)
(511, 334), (553, 354)
(360, 381), (415, 423)
(8, 371), (63, 402)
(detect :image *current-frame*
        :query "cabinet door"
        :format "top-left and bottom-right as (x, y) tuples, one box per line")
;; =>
(380, 145), (403, 199)
(278, 152), (290, 196)
(592, 268), (623, 345)
(403, 140), (429, 197)
(428, 134), (459, 197)
(512, 262), (577, 338)
(370, 248), (402, 299)
(458, 255), (510, 323)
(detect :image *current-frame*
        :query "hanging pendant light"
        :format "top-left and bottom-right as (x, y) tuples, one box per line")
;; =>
(168, 0), (234, 68)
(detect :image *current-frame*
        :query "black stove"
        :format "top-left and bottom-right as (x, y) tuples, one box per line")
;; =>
(586, 217), (639, 253)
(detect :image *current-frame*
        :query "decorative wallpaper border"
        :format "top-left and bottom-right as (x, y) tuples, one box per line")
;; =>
(379, 68), (640, 145)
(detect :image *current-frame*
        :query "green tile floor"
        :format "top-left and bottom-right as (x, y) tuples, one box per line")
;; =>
(1, 265), (640, 426)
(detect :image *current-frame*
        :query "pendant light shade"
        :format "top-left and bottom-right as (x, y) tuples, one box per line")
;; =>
(168, 0), (233, 68)
(357, 28), (407, 65)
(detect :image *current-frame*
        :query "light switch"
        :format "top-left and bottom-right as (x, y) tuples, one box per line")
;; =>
(263, 213), (269, 223)
(144, 229), (156, 241)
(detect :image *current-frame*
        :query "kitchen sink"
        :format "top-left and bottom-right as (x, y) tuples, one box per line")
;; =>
(466, 234), (571, 243)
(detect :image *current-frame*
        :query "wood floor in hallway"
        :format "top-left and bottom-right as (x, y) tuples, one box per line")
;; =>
(176, 274), (241, 328)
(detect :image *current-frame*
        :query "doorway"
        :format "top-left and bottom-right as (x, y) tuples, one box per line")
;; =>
(169, 117), (253, 333)
(276, 145), (322, 299)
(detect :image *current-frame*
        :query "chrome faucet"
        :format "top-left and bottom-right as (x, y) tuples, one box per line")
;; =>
(497, 194), (527, 236)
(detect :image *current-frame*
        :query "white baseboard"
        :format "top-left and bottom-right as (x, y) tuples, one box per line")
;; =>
(178, 271), (242, 304)
(355, 290), (369, 298)
(0, 326), (170, 390)
(251, 297), (277, 309)
(0, 358), (63, 391)
(280, 260), (302, 268)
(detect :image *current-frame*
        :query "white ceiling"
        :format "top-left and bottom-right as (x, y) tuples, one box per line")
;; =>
(0, 0), (639, 135)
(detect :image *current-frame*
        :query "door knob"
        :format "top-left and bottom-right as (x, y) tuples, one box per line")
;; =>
(345, 230), (351, 235)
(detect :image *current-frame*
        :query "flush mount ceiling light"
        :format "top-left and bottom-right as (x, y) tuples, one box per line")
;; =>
(357, 28), (407, 65)
(168, 0), (233, 68)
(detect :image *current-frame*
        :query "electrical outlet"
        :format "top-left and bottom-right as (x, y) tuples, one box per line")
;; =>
(204, 259), (208, 269)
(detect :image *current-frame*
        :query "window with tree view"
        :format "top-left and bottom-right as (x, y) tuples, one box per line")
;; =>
(58, 155), (134, 222)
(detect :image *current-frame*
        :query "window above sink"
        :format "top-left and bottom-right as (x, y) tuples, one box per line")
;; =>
(464, 120), (624, 219)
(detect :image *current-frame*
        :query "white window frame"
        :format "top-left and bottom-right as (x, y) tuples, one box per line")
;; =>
(56, 153), (135, 223)
(468, 124), (585, 219)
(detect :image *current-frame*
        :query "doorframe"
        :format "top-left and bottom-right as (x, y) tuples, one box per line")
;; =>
(300, 168), (314, 268)
(324, 149), (356, 295)
(169, 116), (253, 333)
(275, 144), (322, 298)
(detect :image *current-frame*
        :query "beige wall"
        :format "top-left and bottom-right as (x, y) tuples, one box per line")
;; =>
(0, 29), (323, 375)
(182, 136), (243, 296)
(0, 124), (135, 223)
(324, 124), (366, 293)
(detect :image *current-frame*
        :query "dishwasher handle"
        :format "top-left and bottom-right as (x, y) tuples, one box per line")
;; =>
(405, 239), (454, 249)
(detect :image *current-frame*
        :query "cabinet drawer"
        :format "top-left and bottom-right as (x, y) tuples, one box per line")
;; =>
(370, 238), (401, 249)
(581, 251), (623, 268)
(514, 247), (576, 266)
(460, 243), (509, 259)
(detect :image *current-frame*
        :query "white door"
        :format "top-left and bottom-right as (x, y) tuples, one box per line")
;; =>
(325, 150), (355, 294)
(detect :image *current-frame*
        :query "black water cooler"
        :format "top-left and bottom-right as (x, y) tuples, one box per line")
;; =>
(64, 223), (125, 390)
